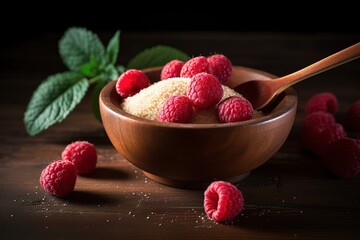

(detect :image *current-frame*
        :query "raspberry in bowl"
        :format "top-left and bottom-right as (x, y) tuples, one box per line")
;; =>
(99, 64), (298, 189)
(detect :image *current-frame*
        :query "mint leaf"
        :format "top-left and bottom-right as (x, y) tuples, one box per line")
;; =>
(91, 79), (108, 122)
(80, 57), (100, 77)
(91, 65), (118, 123)
(59, 27), (105, 71)
(103, 65), (119, 82)
(116, 65), (126, 74)
(24, 72), (89, 136)
(105, 30), (120, 65)
(127, 45), (189, 69)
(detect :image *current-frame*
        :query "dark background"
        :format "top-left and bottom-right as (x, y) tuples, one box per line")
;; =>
(2, 3), (359, 46)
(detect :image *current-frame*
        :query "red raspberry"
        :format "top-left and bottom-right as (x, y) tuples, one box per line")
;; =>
(204, 181), (244, 222)
(346, 100), (360, 131)
(39, 160), (77, 197)
(160, 60), (184, 80)
(300, 111), (336, 153)
(322, 137), (360, 177)
(180, 56), (211, 78)
(115, 69), (150, 98)
(187, 73), (223, 109)
(217, 96), (253, 123)
(305, 92), (338, 115)
(313, 123), (346, 157)
(156, 95), (193, 123)
(207, 54), (232, 84)
(62, 141), (97, 175)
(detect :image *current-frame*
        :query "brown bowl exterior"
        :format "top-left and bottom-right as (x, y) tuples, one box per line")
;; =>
(99, 66), (298, 189)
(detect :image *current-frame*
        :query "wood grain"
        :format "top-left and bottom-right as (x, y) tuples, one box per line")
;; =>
(99, 66), (297, 189)
(1, 31), (359, 240)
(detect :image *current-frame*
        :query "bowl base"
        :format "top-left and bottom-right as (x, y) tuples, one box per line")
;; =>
(143, 171), (251, 189)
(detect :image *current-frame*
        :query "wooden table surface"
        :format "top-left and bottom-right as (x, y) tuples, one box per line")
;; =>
(1, 31), (360, 240)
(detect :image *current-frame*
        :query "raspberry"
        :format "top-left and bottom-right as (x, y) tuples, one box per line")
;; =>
(115, 69), (150, 98)
(207, 54), (232, 84)
(313, 123), (346, 157)
(217, 96), (253, 123)
(204, 181), (244, 222)
(39, 160), (77, 197)
(187, 73), (223, 109)
(156, 95), (193, 123)
(305, 92), (338, 115)
(300, 111), (336, 152)
(322, 137), (360, 177)
(346, 100), (360, 131)
(62, 141), (97, 175)
(180, 56), (211, 78)
(160, 60), (184, 80)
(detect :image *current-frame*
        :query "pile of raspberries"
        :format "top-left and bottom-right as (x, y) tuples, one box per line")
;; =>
(116, 54), (254, 124)
(300, 92), (360, 177)
(39, 57), (359, 225)
(39, 141), (97, 197)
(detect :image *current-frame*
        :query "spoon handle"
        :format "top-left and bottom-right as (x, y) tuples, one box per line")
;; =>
(276, 42), (360, 91)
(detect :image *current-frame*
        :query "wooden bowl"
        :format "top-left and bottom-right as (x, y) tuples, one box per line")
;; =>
(99, 66), (298, 189)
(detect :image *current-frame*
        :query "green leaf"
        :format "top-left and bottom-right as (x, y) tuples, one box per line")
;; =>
(91, 79), (108, 122)
(116, 65), (126, 74)
(24, 72), (89, 136)
(105, 30), (120, 65)
(80, 57), (100, 77)
(127, 45), (189, 69)
(103, 65), (119, 82)
(90, 65), (118, 122)
(59, 27), (105, 71)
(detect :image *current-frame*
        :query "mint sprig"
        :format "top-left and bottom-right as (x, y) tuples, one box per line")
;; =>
(24, 72), (88, 136)
(24, 27), (189, 136)
(59, 28), (105, 71)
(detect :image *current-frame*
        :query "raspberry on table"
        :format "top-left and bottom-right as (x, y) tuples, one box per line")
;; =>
(180, 56), (211, 78)
(187, 72), (223, 109)
(305, 92), (338, 115)
(39, 160), (77, 197)
(204, 181), (244, 222)
(346, 100), (360, 131)
(62, 141), (97, 175)
(207, 54), (232, 84)
(160, 60), (184, 80)
(217, 96), (253, 123)
(115, 69), (150, 98)
(313, 123), (346, 157)
(322, 137), (360, 177)
(300, 111), (336, 153)
(156, 95), (193, 123)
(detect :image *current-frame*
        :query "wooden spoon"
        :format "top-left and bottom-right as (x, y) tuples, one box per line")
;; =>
(235, 42), (360, 110)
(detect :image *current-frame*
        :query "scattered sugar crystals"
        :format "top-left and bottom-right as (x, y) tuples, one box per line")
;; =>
(7, 165), (310, 235)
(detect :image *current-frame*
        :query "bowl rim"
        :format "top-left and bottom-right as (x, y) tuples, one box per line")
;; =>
(99, 65), (298, 129)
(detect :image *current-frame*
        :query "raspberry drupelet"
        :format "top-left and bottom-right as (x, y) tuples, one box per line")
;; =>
(180, 56), (211, 78)
(207, 54), (232, 84)
(217, 96), (253, 123)
(305, 92), (338, 115)
(116, 69), (150, 98)
(62, 141), (97, 175)
(39, 160), (77, 197)
(157, 95), (193, 123)
(204, 181), (244, 222)
(187, 72), (223, 110)
(160, 60), (184, 80)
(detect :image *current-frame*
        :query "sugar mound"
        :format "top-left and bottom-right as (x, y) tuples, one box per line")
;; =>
(120, 77), (259, 123)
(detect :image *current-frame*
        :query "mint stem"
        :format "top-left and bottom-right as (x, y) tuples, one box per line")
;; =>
(88, 75), (103, 85)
